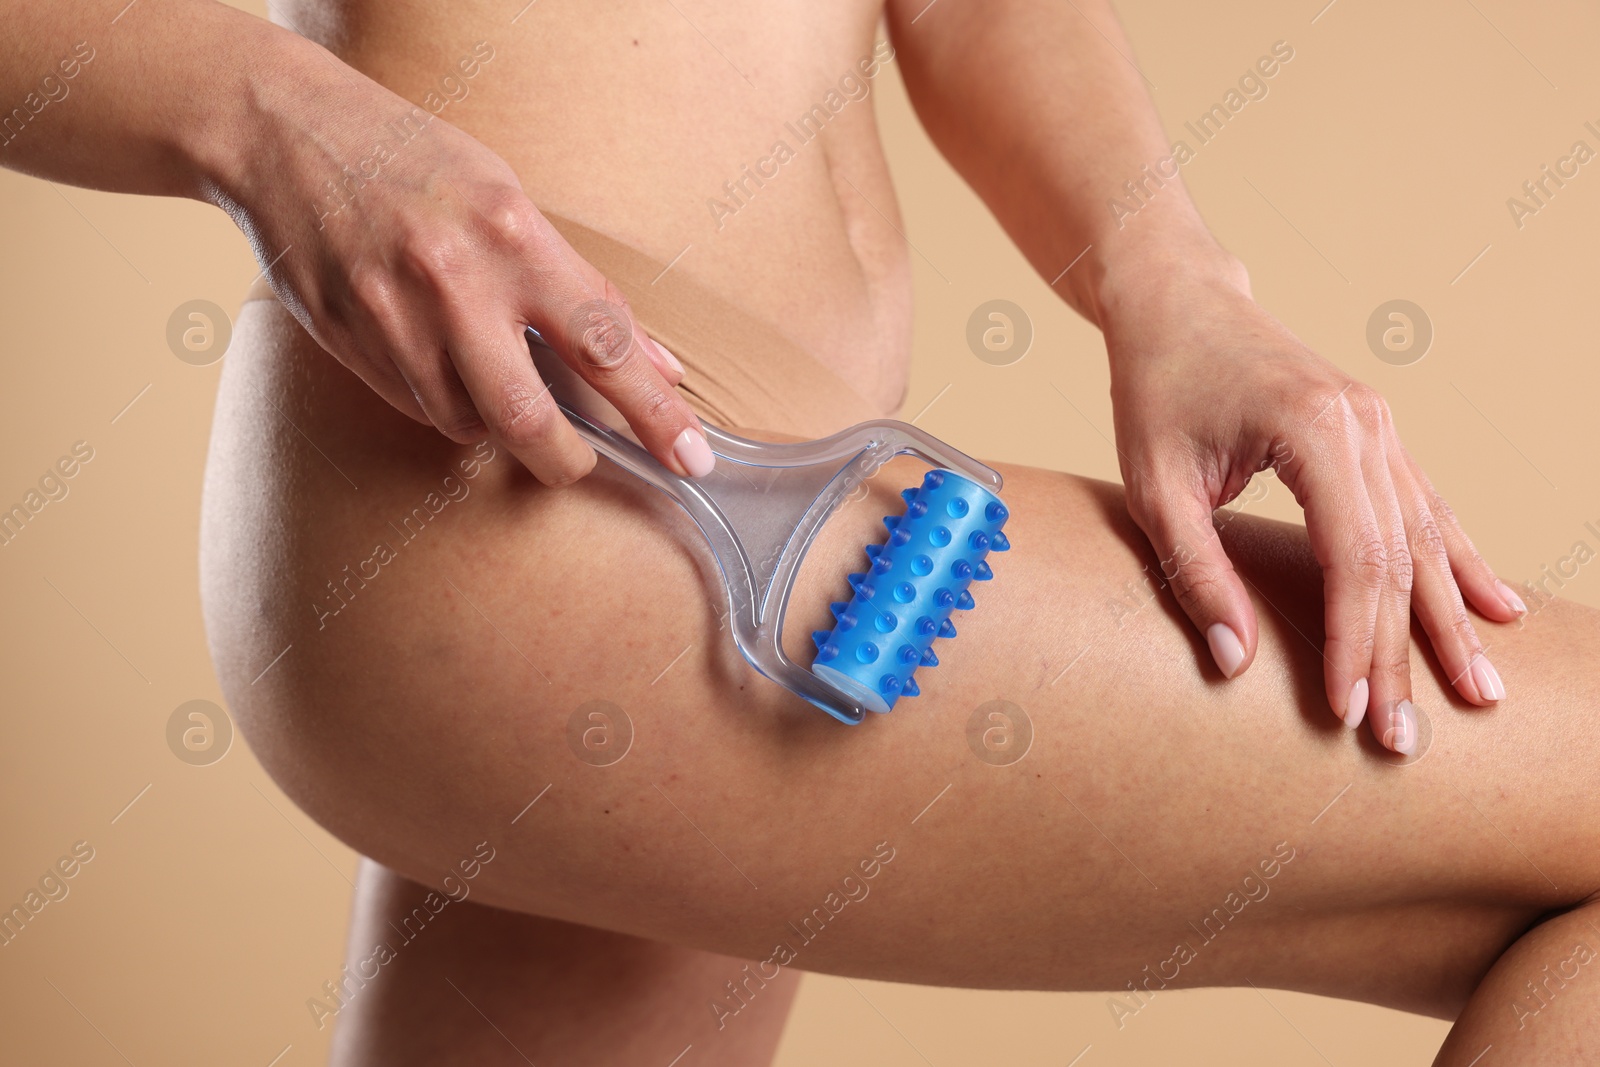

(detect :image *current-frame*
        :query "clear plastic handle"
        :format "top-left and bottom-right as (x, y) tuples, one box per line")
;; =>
(529, 327), (1003, 723)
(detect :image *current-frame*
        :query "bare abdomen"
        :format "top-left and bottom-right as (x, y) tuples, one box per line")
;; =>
(278, 0), (914, 409)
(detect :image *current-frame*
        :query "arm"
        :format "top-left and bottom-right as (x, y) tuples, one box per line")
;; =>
(0, 0), (714, 483)
(882, 0), (1236, 323)
(885, 0), (1523, 744)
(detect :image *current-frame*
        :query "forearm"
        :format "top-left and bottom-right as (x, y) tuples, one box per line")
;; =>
(0, 0), (319, 203)
(884, 0), (1243, 327)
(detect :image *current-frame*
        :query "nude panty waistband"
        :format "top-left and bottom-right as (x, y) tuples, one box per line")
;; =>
(240, 213), (883, 440)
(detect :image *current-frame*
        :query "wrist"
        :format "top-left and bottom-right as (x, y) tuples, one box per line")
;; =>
(180, 15), (346, 211)
(1081, 207), (1252, 337)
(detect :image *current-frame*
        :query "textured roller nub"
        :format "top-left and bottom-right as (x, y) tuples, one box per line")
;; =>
(810, 468), (1011, 714)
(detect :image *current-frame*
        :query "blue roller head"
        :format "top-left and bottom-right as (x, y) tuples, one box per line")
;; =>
(810, 468), (1010, 713)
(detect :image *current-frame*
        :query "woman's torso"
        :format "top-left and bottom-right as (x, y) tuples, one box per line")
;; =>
(285, 0), (914, 410)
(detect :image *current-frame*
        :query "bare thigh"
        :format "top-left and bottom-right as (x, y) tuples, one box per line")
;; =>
(325, 859), (800, 1066)
(202, 302), (1600, 1023)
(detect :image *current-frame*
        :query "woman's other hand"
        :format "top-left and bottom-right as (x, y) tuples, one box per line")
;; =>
(1101, 245), (1524, 750)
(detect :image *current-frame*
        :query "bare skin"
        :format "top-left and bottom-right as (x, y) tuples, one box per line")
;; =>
(5, 0), (1596, 1063)
(205, 311), (1600, 1063)
(0, 0), (1522, 717)
(326, 861), (803, 1064)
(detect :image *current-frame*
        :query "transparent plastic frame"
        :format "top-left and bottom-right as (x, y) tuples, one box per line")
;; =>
(526, 326), (1003, 723)
(554, 399), (1003, 724)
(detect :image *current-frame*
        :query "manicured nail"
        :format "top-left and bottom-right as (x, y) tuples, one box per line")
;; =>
(1345, 678), (1368, 730)
(1469, 655), (1505, 702)
(1387, 700), (1418, 755)
(652, 339), (684, 376)
(1496, 580), (1527, 616)
(672, 426), (715, 478)
(1206, 622), (1245, 679)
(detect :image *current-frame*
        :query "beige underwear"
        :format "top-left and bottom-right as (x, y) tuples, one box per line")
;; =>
(241, 213), (884, 440)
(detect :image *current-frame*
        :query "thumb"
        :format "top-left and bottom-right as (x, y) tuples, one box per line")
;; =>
(1125, 476), (1259, 680)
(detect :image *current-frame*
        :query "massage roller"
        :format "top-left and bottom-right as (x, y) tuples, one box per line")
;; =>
(810, 468), (1009, 715)
(528, 330), (1011, 724)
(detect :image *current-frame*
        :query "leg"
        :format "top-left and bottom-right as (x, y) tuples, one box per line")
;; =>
(1433, 900), (1600, 1065)
(325, 859), (800, 1066)
(203, 308), (1600, 1044)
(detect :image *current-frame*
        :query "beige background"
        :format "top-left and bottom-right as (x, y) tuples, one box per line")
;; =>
(3, 0), (1596, 1063)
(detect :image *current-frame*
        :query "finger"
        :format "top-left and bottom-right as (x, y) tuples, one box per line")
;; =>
(1405, 453), (1526, 623)
(306, 311), (433, 428)
(1394, 461), (1503, 706)
(1274, 425), (1379, 728)
(459, 192), (707, 476)
(1124, 467), (1257, 680)
(393, 345), (490, 444)
(515, 231), (708, 476)
(342, 350), (432, 427)
(540, 284), (711, 478)
(449, 319), (596, 486)
(1361, 446), (1417, 753)
(638, 325), (685, 387)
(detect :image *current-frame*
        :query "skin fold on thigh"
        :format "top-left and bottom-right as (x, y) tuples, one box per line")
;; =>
(202, 301), (1600, 1024)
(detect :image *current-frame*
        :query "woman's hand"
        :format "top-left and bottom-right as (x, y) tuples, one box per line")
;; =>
(205, 31), (713, 485)
(1100, 250), (1525, 751)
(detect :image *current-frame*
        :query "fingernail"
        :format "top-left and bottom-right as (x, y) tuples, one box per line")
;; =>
(1205, 622), (1245, 679)
(672, 426), (715, 478)
(1496, 580), (1527, 616)
(653, 339), (684, 376)
(1345, 678), (1368, 730)
(1388, 700), (1417, 755)
(1469, 655), (1505, 702)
